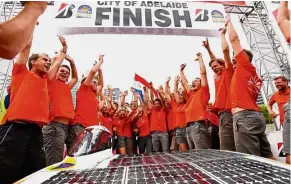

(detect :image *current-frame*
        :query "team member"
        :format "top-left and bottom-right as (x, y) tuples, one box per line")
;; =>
(225, 16), (273, 158)
(43, 42), (78, 166)
(276, 1), (290, 44)
(203, 28), (235, 151)
(180, 53), (210, 149)
(165, 76), (187, 152)
(0, 35), (61, 183)
(0, 2), (47, 59)
(68, 55), (104, 152)
(148, 98), (169, 152)
(112, 108), (127, 155)
(267, 76), (290, 128)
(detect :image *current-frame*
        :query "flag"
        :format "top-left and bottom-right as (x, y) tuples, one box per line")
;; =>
(134, 73), (158, 98)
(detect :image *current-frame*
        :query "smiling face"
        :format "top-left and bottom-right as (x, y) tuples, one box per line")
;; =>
(210, 60), (225, 75)
(29, 54), (51, 75)
(192, 78), (201, 91)
(56, 66), (70, 82)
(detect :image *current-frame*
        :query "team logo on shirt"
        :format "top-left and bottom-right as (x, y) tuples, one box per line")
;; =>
(194, 9), (209, 22)
(56, 3), (75, 18)
(248, 76), (262, 99)
(211, 10), (224, 23)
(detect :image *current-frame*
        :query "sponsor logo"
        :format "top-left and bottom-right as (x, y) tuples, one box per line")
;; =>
(195, 9), (209, 22)
(46, 157), (76, 171)
(77, 5), (92, 18)
(56, 3), (75, 18)
(211, 10), (224, 23)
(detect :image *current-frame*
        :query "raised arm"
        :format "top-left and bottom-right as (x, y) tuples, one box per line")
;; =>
(219, 27), (232, 69)
(65, 55), (78, 89)
(195, 53), (208, 87)
(225, 15), (243, 56)
(16, 37), (32, 65)
(173, 76), (180, 103)
(98, 91), (106, 110)
(149, 82), (155, 102)
(48, 36), (67, 80)
(0, 2), (47, 59)
(179, 64), (191, 94)
(164, 77), (172, 102)
(98, 69), (104, 89)
(277, 1), (290, 41)
(84, 55), (103, 86)
(120, 90), (128, 107)
(202, 38), (216, 60)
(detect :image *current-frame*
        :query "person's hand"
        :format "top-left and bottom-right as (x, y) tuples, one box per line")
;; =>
(270, 112), (279, 119)
(25, 1), (47, 14)
(219, 27), (227, 35)
(195, 52), (203, 62)
(206, 103), (213, 112)
(174, 76), (180, 84)
(113, 127), (117, 131)
(202, 38), (210, 50)
(134, 129), (138, 133)
(65, 54), (75, 65)
(158, 85), (164, 94)
(180, 63), (186, 71)
(143, 86), (148, 92)
(225, 14), (231, 26)
(58, 35), (67, 53)
(149, 82), (153, 89)
(130, 87), (136, 93)
(166, 77), (171, 84)
(98, 55), (104, 64)
(123, 90), (128, 96)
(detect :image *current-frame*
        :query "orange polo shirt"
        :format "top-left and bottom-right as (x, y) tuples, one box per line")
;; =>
(150, 108), (167, 132)
(226, 50), (262, 112)
(206, 111), (219, 126)
(112, 117), (126, 136)
(1, 63), (49, 127)
(99, 114), (113, 134)
(213, 66), (234, 112)
(185, 85), (210, 123)
(136, 114), (150, 137)
(171, 100), (186, 128)
(269, 87), (290, 124)
(48, 79), (75, 122)
(73, 84), (99, 127)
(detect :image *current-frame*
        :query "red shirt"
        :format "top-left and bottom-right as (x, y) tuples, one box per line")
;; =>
(185, 85), (210, 123)
(73, 84), (99, 127)
(171, 100), (186, 128)
(112, 117), (126, 136)
(150, 108), (167, 132)
(269, 87), (290, 124)
(48, 79), (75, 122)
(213, 66), (234, 112)
(1, 64), (49, 127)
(167, 108), (174, 131)
(226, 50), (262, 112)
(206, 111), (219, 126)
(136, 114), (150, 137)
(99, 114), (113, 134)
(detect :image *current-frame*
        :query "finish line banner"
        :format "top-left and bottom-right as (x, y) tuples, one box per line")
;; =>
(54, 1), (226, 37)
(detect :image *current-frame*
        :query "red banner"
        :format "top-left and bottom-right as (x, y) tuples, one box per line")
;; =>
(134, 74), (158, 97)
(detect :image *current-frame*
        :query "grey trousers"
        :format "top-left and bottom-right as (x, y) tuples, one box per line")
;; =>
(66, 123), (85, 153)
(219, 112), (236, 151)
(42, 122), (68, 166)
(233, 110), (273, 158)
(283, 100), (290, 154)
(186, 121), (210, 149)
(151, 131), (169, 152)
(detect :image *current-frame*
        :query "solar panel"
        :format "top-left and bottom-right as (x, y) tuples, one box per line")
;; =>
(41, 150), (290, 184)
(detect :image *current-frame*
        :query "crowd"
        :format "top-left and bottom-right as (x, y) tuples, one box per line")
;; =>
(0, 1), (290, 184)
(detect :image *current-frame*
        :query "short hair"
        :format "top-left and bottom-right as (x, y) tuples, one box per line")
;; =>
(244, 49), (253, 63)
(28, 53), (50, 70)
(209, 58), (225, 67)
(81, 77), (87, 84)
(60, 65), (71, 74)
(274, 76), (289, 82)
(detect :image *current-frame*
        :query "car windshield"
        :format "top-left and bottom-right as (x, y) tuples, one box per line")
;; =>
(68, 127), (111, 157)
